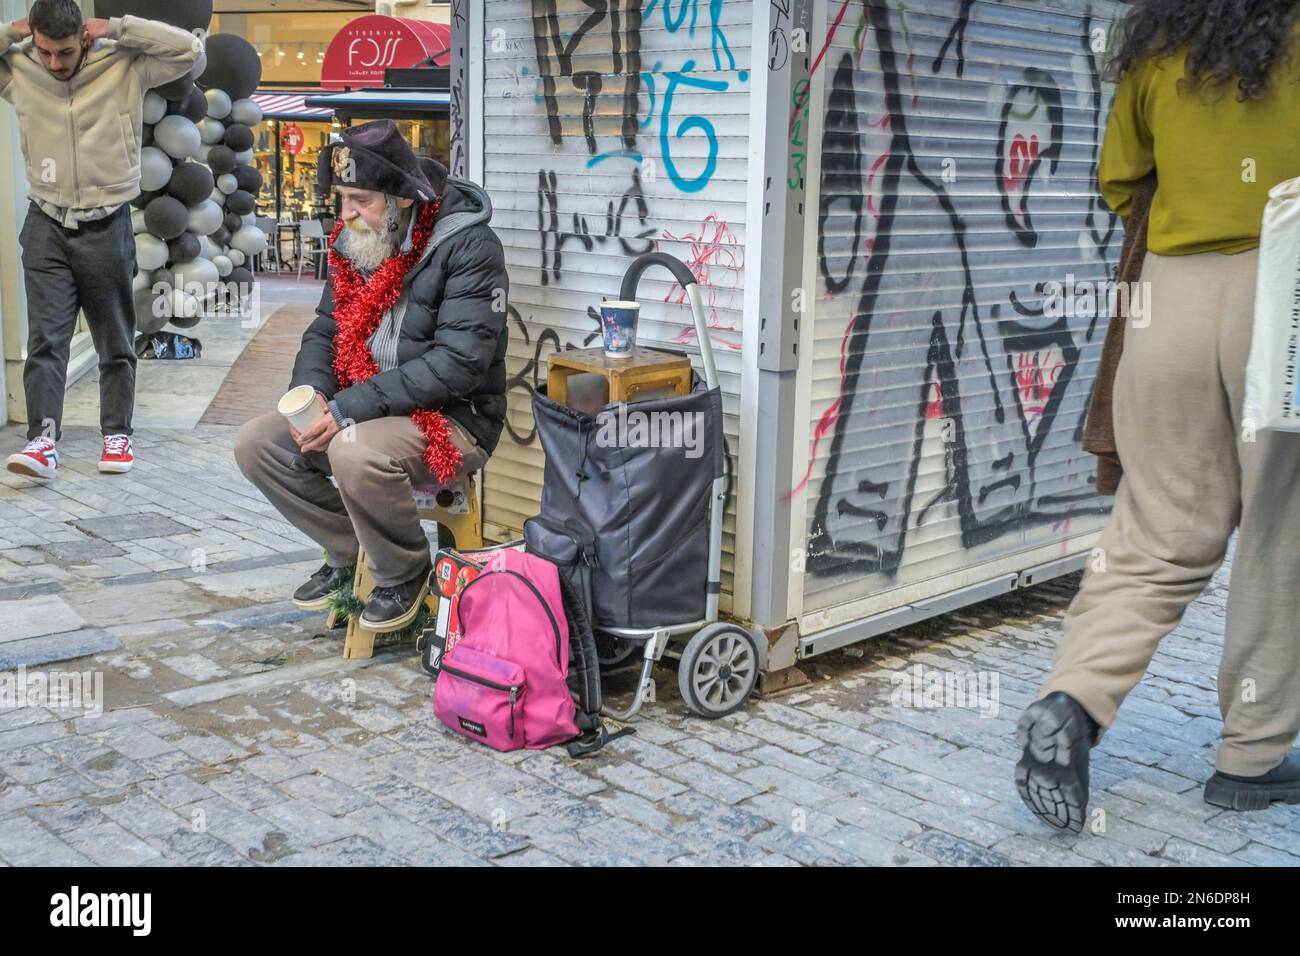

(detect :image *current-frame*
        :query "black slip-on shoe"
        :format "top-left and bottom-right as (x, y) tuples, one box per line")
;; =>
(1204, 751), (1300, 812)
(1015, 692), (1099, 833)
(359, 562), (432, 633)
(292, 562), (355, 611)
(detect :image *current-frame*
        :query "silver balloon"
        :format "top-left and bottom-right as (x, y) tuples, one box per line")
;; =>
(154, 115), (202, 160)
(233, 148), (254, 165)
(197, 235), (220, 260)
(187, 199), (224, 236)
(134, 286), (170, 335)
(241, 212), (256, 227)
(227, 248), (246, 267)
(197, 117), (225, 145)
(229, 98), (263, 127)
(132, 268), (154, 293)
(195, 143), (213, 164)
(142, 90), (167, 125)
(134, 233), (169, 271)
(168, 288), (202, 321)
(204, 89), (233, 121)
(140, 147), (173, 192)
(208, 186), (226, 206)
(212, 255), (233, 278)
(217, 173), (238, 195)
(172, 257), (221, 303)
(230, 224), (267, 256)
(130, 208), (149, 235)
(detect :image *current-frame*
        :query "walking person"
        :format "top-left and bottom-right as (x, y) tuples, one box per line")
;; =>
(1015, 0), (1300, 830)
(0, 0), (201, 478)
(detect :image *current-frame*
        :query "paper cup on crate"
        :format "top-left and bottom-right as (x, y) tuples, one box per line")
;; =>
(278, 385), (326, 432)
(600, 300), (640, 358)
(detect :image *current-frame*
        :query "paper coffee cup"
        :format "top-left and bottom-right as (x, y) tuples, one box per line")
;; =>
(278, 385), (325, 432)
(601, 300), (640, 358)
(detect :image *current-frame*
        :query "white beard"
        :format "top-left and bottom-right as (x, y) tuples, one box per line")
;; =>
(335, 197), (406, 273)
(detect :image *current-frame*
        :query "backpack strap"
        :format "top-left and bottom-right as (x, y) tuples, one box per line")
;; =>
(567, 712), (635, 758)
(556, 569), (602, 718)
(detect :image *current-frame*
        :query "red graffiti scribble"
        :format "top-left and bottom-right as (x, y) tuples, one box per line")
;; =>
(1003, 133), (1040, 191)
(1014, 349), (1064, 425)
(809, 0), (854, 82)
(789, 309), (858, 499)
(661, 215), (744, 351)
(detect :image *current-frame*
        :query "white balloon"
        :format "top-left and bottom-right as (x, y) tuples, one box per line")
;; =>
(229, 98), (263, 127)
(139, 146), (173, 192)
(154, 115), (202, 160)
(142, 91), (167, 125)
(212, 255), (233, 278)
(241, 212), (256, 226)
(233, 148), (254, 165)
(230, 224), (267, 256)
(227, 248), (246, 267)
(131, 208), (149, 235)
(195, 143), (213, 164)
(208, 187), (226, 207)
(190, 50), (207, 80)
(187, 199), (224, 237)
(217, 173), (239, 195)
(197, 235), (220, 260)
(134, 233), (169, 271)
(173, 257), (221, 302)
(132, 268), (154, 293)
(205, 89), (233, 120)
(197, 117), (225, 145)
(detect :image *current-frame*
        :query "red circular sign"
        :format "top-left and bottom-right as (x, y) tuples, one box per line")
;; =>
(281, 124), (305, 155)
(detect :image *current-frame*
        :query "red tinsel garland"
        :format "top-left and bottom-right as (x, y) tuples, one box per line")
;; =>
(327, 197), (464, 483)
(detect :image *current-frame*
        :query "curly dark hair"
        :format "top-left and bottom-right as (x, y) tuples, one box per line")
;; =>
(1105, 0), (1300, 101)
(29, 0), (84, 41)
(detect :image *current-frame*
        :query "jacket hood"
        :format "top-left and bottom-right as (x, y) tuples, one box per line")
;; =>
(402, 163), (494, 285)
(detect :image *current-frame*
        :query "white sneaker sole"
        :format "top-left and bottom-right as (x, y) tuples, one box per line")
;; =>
(98, 459), (134, 474)
(6, 455), (57, 479)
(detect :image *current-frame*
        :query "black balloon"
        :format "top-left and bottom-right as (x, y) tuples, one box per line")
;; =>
(168, 232), (201, 263)
(94, 1), (213, 33)
(223, 211), (243, 233)
(166, 162), (215, 207)
(223, 123), (253, 153)
(144, 196), (190, 240)
(228, 266), (254, 292)
(131, 188), (161, 211)
(233, 165), (262, 193)
(155, 72), (194, 102)
(209, 225), (232, 246)
(180, 87), (208, 123)
(196, 34), (262, 101)
(225, 190), (255, 216)
(206, 145), (236, 175)
(169, 312), (202, 330)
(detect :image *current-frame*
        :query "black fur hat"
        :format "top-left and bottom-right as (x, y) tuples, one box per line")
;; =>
(317, 119), (442, 202)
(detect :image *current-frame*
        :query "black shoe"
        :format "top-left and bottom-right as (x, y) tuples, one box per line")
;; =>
(359, 562), (432, 633)
(293, 562), (354, 611)
(1015, 692), (1099, 833)
(1204, 751), (1300, 811)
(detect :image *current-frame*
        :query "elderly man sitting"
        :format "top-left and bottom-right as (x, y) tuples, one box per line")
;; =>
(235, 120), (508, 633)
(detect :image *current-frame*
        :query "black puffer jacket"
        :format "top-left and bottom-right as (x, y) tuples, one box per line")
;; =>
(290, 161), (509, 453)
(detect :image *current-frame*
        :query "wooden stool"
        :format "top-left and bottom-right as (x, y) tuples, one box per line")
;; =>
(330, 473), (483, 659)
(547, 347), (693, 410)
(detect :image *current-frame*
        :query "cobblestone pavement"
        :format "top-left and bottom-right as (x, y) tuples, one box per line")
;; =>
(1, 422), (1298, 865)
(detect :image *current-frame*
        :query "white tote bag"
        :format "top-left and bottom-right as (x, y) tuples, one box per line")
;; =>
(1243, 175), (1300, 433)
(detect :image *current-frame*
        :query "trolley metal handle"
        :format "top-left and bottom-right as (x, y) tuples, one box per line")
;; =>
(618, 252), (718, 391)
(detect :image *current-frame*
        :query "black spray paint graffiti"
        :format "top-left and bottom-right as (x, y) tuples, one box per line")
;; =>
(806, 0), (1119, 580)
(537, 167), (658, 286)
(530, 0), (643, 154)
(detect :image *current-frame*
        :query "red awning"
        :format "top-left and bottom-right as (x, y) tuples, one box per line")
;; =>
(321, 15), (451, 92)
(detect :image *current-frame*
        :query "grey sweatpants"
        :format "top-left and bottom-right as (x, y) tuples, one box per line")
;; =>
(234, 412), (489, 587)
(18, 201), (138, 441)
(1042, 247), (1300, 777)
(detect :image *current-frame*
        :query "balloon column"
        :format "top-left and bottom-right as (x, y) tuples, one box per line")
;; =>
(97, 1), (269, 334)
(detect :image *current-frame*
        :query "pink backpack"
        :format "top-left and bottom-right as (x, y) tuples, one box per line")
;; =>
(434, 549), (580, 750)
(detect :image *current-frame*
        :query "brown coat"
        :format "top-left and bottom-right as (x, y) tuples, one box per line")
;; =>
(1083, 174), (1157, 496)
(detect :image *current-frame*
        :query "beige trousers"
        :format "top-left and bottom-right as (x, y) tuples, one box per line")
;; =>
(1042, 247), (1300, 776)
(234, 411), (488, 587)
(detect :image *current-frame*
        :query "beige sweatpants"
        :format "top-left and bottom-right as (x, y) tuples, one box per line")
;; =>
(1042, 247), (1300, 777)
(234, 412), (488, 588)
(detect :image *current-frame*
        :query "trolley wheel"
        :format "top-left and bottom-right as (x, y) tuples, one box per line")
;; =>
(678, 623), (758, 718)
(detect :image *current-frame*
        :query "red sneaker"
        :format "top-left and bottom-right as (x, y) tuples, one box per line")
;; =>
(6, 437), (59, 479)
(99, 434), (134, 474)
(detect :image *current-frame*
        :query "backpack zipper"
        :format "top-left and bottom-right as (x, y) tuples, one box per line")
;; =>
(440, 664), (520, 739)
(458, 569), (563, 665)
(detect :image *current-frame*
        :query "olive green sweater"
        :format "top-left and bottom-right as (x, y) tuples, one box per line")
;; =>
(1099, 48), (1300, 255)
